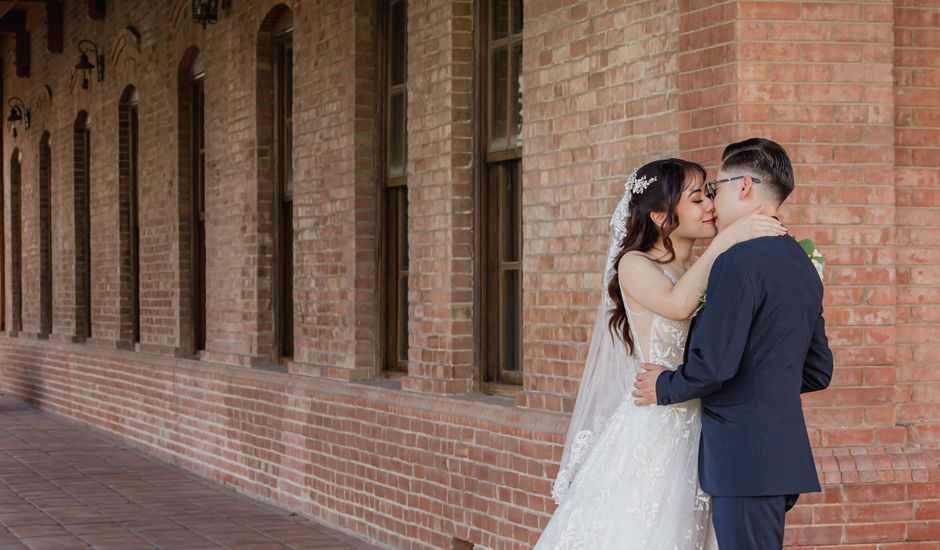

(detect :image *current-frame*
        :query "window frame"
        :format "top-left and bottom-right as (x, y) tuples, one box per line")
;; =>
(377, 0), (410, 377)
(129, 101), (140, 344)
(73, 114), (92, 342)
(190, 74), (207, 353)
(10, 150), (22, 335)
(39, 133), (53, 338)
(273, 24), (294, 361)
(475, 0), (524, 393)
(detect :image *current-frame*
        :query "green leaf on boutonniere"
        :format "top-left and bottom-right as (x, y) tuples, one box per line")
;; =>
(798, 237), (825, 282)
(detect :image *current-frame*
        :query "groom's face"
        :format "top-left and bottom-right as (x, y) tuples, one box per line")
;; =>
(710, 168), (750, 232)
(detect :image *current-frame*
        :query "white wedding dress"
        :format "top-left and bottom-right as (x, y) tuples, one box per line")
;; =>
(534, 270), (719, 550)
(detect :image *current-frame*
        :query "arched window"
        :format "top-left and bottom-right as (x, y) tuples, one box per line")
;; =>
(39, 132), (52, 338)
(10, 149), (22, 335)
(119, 86), (140, 345)
(258, 5), (293, 362)
(178, 48), (206, 355)
(74, 111), (92, 340)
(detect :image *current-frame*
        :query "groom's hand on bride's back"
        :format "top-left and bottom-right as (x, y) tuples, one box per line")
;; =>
(633, 363), (668, 406)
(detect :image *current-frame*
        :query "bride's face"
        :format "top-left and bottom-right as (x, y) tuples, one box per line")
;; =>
(672, 172), (717, 241)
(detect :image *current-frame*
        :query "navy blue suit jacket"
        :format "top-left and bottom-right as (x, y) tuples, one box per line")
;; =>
(656, 236), (833, 497)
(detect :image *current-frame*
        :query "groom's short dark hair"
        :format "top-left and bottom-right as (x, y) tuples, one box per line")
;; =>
(721, 138), (794, 204)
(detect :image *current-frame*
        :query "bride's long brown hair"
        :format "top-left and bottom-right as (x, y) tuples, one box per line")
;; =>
(607, 159), (707, 354)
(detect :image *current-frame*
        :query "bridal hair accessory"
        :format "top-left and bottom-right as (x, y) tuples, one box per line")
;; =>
(626, 171), (657, 195)
(601, 170), (657, 295)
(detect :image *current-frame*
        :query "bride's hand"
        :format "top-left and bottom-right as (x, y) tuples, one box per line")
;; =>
(715, 210), (786, 251)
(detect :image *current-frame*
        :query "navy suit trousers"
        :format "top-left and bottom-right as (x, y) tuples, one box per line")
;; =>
(711, 494), (799, 550)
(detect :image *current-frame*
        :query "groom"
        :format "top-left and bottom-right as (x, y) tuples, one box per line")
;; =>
(633, 138), (833, 550)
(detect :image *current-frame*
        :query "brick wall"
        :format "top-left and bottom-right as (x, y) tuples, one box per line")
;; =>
(519, 0), (683, 411)
(731, 0), (901, 450)
(400, 0), (477, 395)
(895, 0), (940, 446)
(0, 1), (937, 549)
(289, 0), (376, 381)
(678, 0), (738, 162)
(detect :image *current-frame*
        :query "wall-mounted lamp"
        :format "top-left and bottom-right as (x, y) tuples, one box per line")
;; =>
(75, 39), (104, 89)
(6, 97), (30, 138)
(193, 0), (232, 29)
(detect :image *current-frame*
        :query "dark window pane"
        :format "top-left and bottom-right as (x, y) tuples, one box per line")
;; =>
(39, 137), (53, 337)
(511, 42), (523, 146)
(397, 187), (409, 363)
(400, 188), (409, 270)
(285, 46), (293, 109)
(192, 79), (206, 352)
(501, 269), (520, 372)
(285, 116), (293, 196)
(511, 0), (523, 35)
(398, 272), (408, 362)
(391, 0), (406, 86)
(194, 80), (206, 217)
(83, 128), (92, 339)
(389, 91), (406, 177)
(484, 161), (522, 385)
(501, 162), (519, 262)
(383, 186), (409, 371)
(492, 0), (509, 40)
(490, 47), (509, 149)
(275, 36), (294, 359)
(130, 105), (140, 343)
(10, 157), (21, 333)
(286, 46), (293, 196)
(279, 199), (294, 358)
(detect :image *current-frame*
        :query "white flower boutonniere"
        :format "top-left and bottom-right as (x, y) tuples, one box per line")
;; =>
(695, 237), (824, 314)
(799, 238), (826, 282)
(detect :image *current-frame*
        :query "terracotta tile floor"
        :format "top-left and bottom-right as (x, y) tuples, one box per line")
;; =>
(0, 396), (383, 550)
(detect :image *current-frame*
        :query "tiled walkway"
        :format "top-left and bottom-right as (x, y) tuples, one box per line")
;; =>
(0, 396), (383, 550)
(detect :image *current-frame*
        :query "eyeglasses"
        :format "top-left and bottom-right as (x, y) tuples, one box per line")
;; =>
(704, 175), (762, 200)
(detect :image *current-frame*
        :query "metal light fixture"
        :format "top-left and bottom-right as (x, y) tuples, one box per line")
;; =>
(6, 97), (30, 138)
(192, 0), (232, 29)
(75, 39), (104, 89)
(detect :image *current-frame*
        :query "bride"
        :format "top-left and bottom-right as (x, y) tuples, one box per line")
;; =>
(535, 159), (786, 549)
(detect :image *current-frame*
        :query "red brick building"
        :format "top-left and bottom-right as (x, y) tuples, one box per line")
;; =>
(0, 0), (937, 548)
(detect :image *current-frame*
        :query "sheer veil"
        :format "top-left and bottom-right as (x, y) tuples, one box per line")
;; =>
(550, 175), (642, 504)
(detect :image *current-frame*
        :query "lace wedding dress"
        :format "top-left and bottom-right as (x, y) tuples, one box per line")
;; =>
(534, 270), (719, 550)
